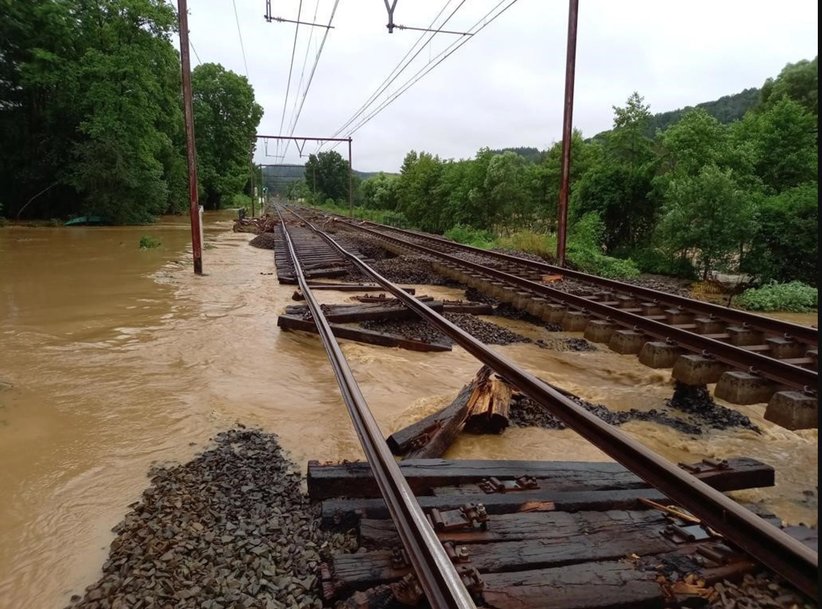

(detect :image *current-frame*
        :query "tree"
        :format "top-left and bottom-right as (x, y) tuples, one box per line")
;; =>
(760, 57), (818, 118)
(304, 150), (350, 203)
(192, 63), (263, 209)
(742, 183), (818, 286)
(655, 165), (755, 279)
(483, 151), (528, 228)
(733, 97), (817, 194)
(360, 173), (400, 210)
(396, 150), (444, 231)
(67, 0), (185, 223)
(535, 130), (601, 230)
(0, 0), (192, 222)
(571, 93), (658, 252)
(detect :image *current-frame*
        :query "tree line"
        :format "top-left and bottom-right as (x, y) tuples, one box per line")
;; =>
(0, 0), (262, 224)
(296, 57), (817, 286)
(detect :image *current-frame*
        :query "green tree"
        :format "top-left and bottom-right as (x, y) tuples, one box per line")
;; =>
(732, 97), (817, 194)
(68, 0), (184, 223)
(655, 165), (755, 279)
(484, 151), (528, 228)
(535, 130), (601, 230)
(360, 172), (400, 209)
(192, 63), (263, 209)
(571, 93), (657, 252)
(396, 150), (444, 231)
(760, 56), (818, 118)
(304, 150), (350, 202)
(0, 0), (188, 222)
(742, 183), (818, 286)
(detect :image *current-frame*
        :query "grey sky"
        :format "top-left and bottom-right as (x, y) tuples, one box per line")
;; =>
(183, 1), (818, 172)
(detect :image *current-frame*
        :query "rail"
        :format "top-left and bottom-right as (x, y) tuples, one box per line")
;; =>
(285, 205), (818, 600)
(275, 208), (477, 609)
(333, 217), (816, 392)
(351, 218), (818, 346)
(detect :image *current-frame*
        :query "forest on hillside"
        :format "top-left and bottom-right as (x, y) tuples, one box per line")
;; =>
(0, 0), (262, 223)
(293, 57), (818, 293)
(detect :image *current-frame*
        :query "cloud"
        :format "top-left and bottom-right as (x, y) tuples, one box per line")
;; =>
(181, 0), (818, 172)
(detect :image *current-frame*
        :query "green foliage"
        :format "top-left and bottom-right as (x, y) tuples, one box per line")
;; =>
(139, 235), (161, 249)
(655, 165), (755, 279)
(310, 200), (409, 227)
(760, 57), (818, 117)
(741, 183), (818, 286)
(359, 172), (400, 210)
(496, 231), (557, 260)
(444, 225), (496, 248)
(571, 93), (657, 252)
(0, 2), (261, 223)
(566, 213), (640, 279)
(649, 88), (761, 134)
(734, 97), (817, 193)
(304, 151), (350, 203)
(737, 281), (818, 312)
(629, 247), (697, 279)
(192, 63), (263, 209)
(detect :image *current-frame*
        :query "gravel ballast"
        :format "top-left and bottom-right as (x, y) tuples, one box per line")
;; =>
(65, 428), (354, 609)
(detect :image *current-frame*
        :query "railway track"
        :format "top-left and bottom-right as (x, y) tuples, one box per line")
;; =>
(274, 206), (817, 606)
(307, 210), (817, 423)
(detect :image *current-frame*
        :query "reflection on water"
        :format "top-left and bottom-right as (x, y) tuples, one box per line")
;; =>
(0, 217), (817, 608)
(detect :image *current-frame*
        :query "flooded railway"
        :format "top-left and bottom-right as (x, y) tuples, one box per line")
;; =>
(0, 215), (816, 608)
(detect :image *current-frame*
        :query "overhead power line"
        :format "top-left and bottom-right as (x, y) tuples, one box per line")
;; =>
(189, 38), (202, 65)
(340, 0), (520, 142)
(320, 0), (466, 151)
(278, 0), (304, 155)
(232, 0), (250, 77)
(280, 0), (341, 159)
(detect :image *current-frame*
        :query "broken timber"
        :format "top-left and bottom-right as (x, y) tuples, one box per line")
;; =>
(292, 285), (417, 299)
(283, 301), (444, 324)
(315, 454), (811, 609)
(277, 315), (451, 352)
(387, 366), (511, 458)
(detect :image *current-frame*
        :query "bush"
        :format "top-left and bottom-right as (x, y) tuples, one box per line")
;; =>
(736, 281), (818, 312)
(567, 213), (640, 279)
(496, 230), (556, 259)
(629, 247), (697, 279)
(139, 235), (161, 249)
(445, 224), (496, 248)
(231, 193), (252, 211)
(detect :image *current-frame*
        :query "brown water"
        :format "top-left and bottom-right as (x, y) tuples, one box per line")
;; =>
(0, 219), (817, 608)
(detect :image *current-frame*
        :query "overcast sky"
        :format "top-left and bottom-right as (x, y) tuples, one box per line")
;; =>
(181, 0), (818, 172)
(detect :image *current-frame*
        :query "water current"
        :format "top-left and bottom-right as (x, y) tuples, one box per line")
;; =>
(0, 215), (817, 608)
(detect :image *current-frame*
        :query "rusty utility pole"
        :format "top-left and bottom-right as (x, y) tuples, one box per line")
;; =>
(178, 0), (203, 274)
(556, 0), (579, 267)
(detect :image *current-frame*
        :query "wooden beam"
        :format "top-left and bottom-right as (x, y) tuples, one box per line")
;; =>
(307, 457), (774, 501)
(277, 315), (451, 352)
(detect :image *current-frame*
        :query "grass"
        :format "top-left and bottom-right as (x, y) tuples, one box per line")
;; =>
(139, 235), (161, 249)
(736, 281), (818, 312)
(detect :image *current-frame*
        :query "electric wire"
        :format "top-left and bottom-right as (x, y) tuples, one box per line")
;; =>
(277, 0), (305, 158)
(341, 0), (519, 141)
(190, 38), (202, 65)
(316, 0), (463, 154)
(285, 0), (321, 136)
(280, 0), (341, 159)
(231, 0), (250, 77)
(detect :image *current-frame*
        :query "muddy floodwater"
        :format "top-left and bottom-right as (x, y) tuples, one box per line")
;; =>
(0, 217), (817, 609)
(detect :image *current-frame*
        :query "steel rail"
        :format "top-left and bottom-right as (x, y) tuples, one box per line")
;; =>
(350, 219), (818, 346)
(286, 206), (819, 600)
(275, 210), (476, 609)
(331, 218), (816, 391)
